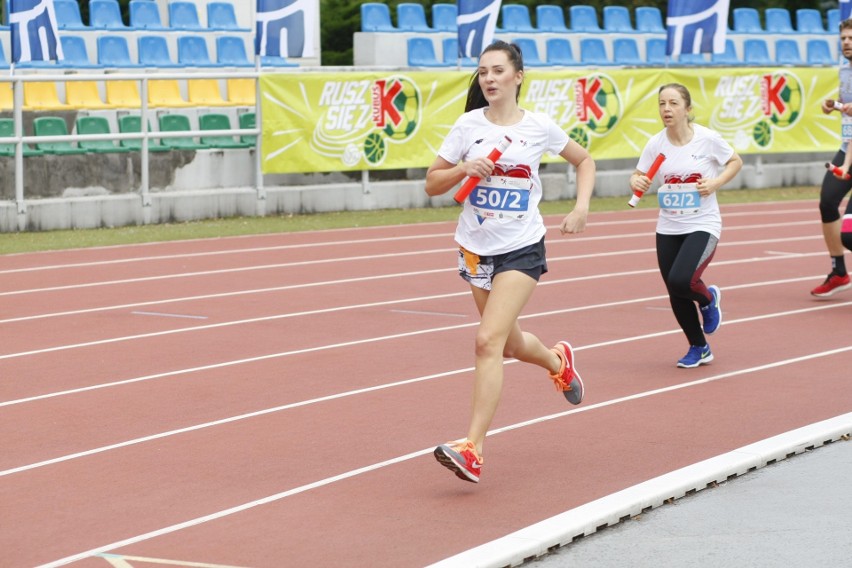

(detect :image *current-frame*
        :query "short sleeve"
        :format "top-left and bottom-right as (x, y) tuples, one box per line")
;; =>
(437, 115), (468, 165)
(545, 115), (570, 155)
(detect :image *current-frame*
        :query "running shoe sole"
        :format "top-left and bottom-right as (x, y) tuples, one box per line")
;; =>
(811, 282), (852, 298)
(677, 352), (714, 368)
(434, 445), (479, 483)
(556, 341), (584, 405)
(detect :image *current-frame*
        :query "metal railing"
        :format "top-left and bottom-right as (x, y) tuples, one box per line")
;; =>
(1, 69), (263, 229)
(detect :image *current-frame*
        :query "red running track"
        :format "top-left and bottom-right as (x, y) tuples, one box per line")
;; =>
(1, 200), (851, 567)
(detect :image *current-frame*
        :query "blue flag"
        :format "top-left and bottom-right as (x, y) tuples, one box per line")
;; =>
(256, 0), (317, 58)
(9, 0), (64, 63)
(457, 0), (501, 59)
(666, 0), (729, 57)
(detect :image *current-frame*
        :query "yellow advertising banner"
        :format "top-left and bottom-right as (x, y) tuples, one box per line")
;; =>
(260, 67), (839, 174)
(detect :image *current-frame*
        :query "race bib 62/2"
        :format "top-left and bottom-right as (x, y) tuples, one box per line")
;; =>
(657, 183), (701, 215)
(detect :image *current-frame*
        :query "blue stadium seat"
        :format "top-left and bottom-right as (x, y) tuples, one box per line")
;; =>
(260, 56), (299, 68)
(732, 8), (763, 33)
(775, 39), (804, 66)
(806, 39), (835, 66)
(53, 0), (87, 30)
(406, 38), (447, 67)
(432, 3), (457, 32)
(130, 0), (167, 29)
(635, 6), (664, 33)
(501, 4), (536, 33)
(569, 5), (602, 33)
(579, 38), (611, 65)
(514, 37), (547, 68)
(513, 38), (548, 66)
(603, 6), (633, 33)
(0, 42), (8, 69)
(536, 5), (568, 32)
(827, 8), (840, 33)
(89, 0), (134, 30)
(207, 2), (249, 31)
(397, 3), (433, 32)
(169, 1), (204, 30)
(177, 36), (219, 67)
(710, 39), (740, 66)
(138, 35), (184, 68)
(645, 38), (667, 65)
(544, 37), (579, 66)
(765, 8), (794, 33)
(57, 35), (100, 69)
(97, 36), (143, 68)
(216, 36), (254, 67)
(675, 52), (707, 66)
(361, 3), (397, 32)
(545, 38), (576, 66)
(613, 38), (643, 66)
(743, 38), (772, 66)
(796, 9), (828, 34)
(441, 38), (477, 67)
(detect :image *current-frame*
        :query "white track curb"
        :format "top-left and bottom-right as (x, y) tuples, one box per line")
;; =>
(428, 412), (852, 568)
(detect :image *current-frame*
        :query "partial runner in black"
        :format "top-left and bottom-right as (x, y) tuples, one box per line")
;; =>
(813, 18), (852, 298)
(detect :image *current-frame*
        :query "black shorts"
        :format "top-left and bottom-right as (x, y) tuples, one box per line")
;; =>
(458, 237), (548, 291)
(820, 150), (852, 223)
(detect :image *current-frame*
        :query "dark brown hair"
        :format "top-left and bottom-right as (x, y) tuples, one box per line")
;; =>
(464, 41), (525, 112)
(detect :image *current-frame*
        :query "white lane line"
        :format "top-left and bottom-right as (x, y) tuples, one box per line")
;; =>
(390, 309), (469, 317)
(131, 312), (208, 320)
(0, 217), (812, 275)
(0, 265), (830, 361)
(35, 347), (852, 568)
(0, 237), (824, 324)
(0, 274), (839, 393)
(4, 298), (851, 477)
(0, 230), (821, 298)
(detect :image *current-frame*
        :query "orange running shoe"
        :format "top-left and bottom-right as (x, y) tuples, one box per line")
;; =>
(549, 341), (584, 405)
(434, 440), (483, 483)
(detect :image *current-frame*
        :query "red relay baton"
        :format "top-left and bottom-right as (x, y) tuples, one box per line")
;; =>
(628, 153), (666, 208)
(453, 136), (513, 204)
(825, 162), (851, 181)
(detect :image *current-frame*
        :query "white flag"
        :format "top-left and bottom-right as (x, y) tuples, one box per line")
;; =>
(9, 0), (64, 63)
(666, 0), (729, 57)
(457, 0), (502, 59)
(256, 0), (317, 58)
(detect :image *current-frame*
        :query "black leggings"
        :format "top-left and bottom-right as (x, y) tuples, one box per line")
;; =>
(656, 232), (718, 347)
(821, 151), (852, 251)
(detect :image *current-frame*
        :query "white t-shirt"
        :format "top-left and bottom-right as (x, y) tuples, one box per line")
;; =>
(838, 66), (852, 149)
(438, 107), (570, 256)
(637, 124), (734, 239)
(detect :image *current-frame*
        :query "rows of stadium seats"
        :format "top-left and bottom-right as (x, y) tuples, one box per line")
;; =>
(54, 0), (248, 32)
(0, 111), (256, 156)
(0, 34), (295, 70)
(0, 0), (297, 69)
(410, 36), (839, 68)
(363, 4), (839, 36)
(0, 77), (255, 112)
(355, 4), (840, 68)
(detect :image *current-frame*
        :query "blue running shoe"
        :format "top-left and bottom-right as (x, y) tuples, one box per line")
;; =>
(700, 285), (722, 335)
(677, 344), (713, 368)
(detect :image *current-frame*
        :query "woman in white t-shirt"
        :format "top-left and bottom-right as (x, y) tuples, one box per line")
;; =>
(630, 83), (742, 369)
(424, 40), (596, 483)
